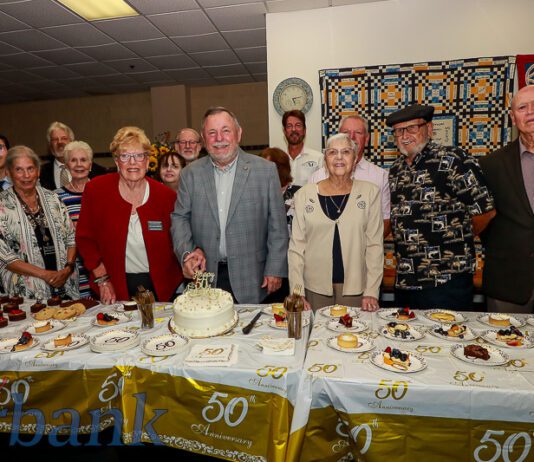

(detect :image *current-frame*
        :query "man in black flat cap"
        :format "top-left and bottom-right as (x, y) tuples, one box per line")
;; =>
(387, 103), (495, 310)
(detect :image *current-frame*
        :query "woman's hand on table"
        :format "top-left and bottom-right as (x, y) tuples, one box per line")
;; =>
(361, 296), (379, 312)
(99, 281), (117, 305)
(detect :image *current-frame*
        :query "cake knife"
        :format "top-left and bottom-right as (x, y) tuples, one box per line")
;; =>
(242, 310), (266, 335)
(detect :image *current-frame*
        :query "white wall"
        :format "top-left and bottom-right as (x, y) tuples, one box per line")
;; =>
(267, 0), (534, 151)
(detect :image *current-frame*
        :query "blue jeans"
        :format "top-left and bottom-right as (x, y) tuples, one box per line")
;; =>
(395, 274), (473, 311)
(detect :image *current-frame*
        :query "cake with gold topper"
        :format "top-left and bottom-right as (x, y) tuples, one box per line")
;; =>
(172, 272), (237, 338)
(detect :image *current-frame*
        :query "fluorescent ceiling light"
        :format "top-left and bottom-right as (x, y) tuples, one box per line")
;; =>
(58, 0), (139, 21)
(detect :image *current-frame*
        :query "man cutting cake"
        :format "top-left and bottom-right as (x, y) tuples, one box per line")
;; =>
(171, 107), (288, 304)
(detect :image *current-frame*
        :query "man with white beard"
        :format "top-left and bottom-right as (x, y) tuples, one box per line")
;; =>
(387, 104), (495, 310)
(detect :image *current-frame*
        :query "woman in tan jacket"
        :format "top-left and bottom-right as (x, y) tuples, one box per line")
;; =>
(288, 133), (383, 311)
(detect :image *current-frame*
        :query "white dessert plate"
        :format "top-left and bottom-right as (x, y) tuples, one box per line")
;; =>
(477, 314), (525, 329)
(480, 330), (533, 349)
(424, 309), (466, 324)
(327, 319), (368, 333)
(318, 306), (359, 319)
(370, 350), (427, 373)
(379, 324), (425, 342)
(377, 308), (418, 322)
(0, 336), (40, 354)
(41, 335), (89, 352)
(25, 320), (65, 336)
(450, 343), (509, 366)
(141, 334), (189, 357)
(427, 324), (477, 342)
(527, 317), (534, 327)
(268, 317), (310, 330)
(90, 329), (139, 353)
(258, 337), (295, 355)
(327, 336), (374, 353)
(91, 312), (132, 328)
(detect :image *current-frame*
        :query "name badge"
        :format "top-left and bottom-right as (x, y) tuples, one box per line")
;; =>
(148, 221), (163, 231)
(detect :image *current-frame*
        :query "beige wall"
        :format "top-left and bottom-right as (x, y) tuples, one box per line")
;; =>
(267, 0), (534, 151)
(0, 92), (152, 159)
(0, 81), (268, 165)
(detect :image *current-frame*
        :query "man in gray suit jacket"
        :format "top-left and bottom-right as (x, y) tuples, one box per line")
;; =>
(479, 85), (534, 313)
(171, 107), (288, 304)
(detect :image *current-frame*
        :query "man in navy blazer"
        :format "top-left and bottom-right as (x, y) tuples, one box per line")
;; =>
(171, 107), (288, 304)
(480, 85), (534, 313)
(39, 121), (107, 190)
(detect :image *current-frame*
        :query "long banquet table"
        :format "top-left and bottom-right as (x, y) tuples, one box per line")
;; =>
(0, 301), (310, 461)
(288, 309), (534, 462)
(2, 301), (534, 462)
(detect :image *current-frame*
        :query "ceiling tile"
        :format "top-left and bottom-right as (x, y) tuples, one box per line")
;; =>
(127, 0), (199, 15)
(148, 10), (215, 36)
(204, 63), (248, 77)
(189, 49), (239, 66)
(64, 62), (118, 77)
(205, 3), (266, 30)
(171, 33), (228, 53)
(145, 54), (197, 69)
(214, 75), (254, 84)
(244, 61), (266, 73)
(129, 71), (175, 84)
(92, 74), (138, 86)
(0, 0), (83, 28)
(103, 58), (157, 73)
(1, 52), (53, 68)
(110, 83), (150, 93)
(198, 0), (263, 6)
(252, 73), (267, 81)
(94, 16), (162, 42)
(30, 66), (81, 79)
(57, 77), (99, 89)
(30, 79), (69, 91)
(0, 10), (29, 33)
(76, 43), (137, 61)
(185, 77), (218, 86)
(0, 41), (23, 55)
(165, 68), (212, 80)
(265, 0), (329, 13)
(123, 38), (181, 56)
(0, 69), (42, 83)
(33, 48), (93, 65)
(234, 46), (266, 62)
(222, 29), (265, 48)
(0, 29), (65, 51)
(44, 23), (113, 47)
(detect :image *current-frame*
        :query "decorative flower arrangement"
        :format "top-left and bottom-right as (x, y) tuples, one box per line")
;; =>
(149, 131), (173, 174)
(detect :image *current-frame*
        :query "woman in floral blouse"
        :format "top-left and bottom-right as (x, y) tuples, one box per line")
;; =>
(0, 145), (79, 299)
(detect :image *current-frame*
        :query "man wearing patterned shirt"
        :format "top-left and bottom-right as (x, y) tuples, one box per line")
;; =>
(387, 104), (495, 310)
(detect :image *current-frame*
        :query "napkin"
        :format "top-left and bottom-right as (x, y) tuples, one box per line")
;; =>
(184, 343), (238, 367)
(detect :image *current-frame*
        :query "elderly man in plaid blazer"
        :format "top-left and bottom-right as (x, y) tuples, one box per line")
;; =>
(171, 107), (288, 304)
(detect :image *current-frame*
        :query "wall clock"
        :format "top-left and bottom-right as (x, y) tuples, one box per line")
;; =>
(272, 77), (313, 115)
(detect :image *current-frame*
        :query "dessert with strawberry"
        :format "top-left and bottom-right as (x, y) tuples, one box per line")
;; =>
(496, 326), (524, 347)
(338, 314), (353, 328)
(96, 312), (119, 326)
(11, 332), (33, 352)
(383, 346), (411, 370)
(395, 307), (415, 320)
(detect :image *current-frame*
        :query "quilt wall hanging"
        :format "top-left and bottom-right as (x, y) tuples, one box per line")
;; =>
(319, 56), (516, 168)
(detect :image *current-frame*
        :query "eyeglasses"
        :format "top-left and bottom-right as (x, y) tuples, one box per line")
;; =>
(285, 123), (304, 130)
(392, 122), (427, 137)
(175, 140), (199, 147)
(324, 148), (355, 157)
(116, 152), (148, 163)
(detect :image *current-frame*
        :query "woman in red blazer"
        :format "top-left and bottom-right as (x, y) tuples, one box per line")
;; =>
(76, 126), (183, 303)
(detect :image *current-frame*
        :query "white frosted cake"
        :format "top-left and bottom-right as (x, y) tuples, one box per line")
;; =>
(173, 288), (237, 338)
